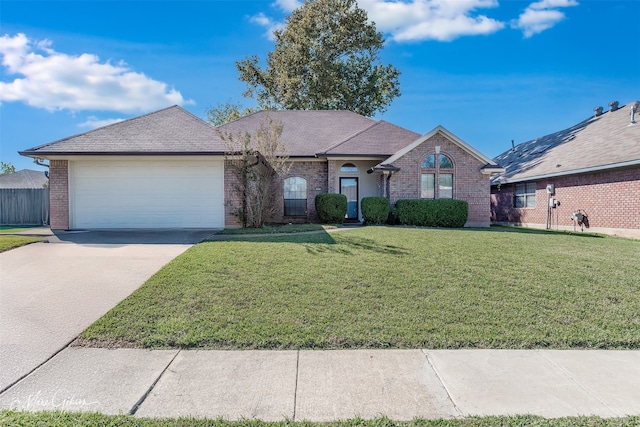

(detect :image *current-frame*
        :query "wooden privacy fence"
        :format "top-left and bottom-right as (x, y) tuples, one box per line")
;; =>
(0, 188), (49, 225)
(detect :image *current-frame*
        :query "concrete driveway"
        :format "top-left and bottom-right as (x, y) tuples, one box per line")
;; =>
(0, 230), (213, 392)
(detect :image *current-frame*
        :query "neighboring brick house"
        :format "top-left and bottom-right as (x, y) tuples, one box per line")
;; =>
(19, 105), (502, 229)
(491, 100), (640, 239)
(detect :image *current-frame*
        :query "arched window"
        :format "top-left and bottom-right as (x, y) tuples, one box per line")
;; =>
(421, 155), (436, 169)
(340, 163), (358, 172)
(421, 153), (454, 199)
(284, 177), (307, 216)
(439, 154), (453, 169)
(340, 163), (358, 173)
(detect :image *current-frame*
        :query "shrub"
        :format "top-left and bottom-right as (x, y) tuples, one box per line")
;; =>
(393, 199), (468, 228)
(315, 193), (347, 223)
(361, 197), (390, 225)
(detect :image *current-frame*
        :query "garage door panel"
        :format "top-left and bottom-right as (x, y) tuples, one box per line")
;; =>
(70, 159), (224, 229)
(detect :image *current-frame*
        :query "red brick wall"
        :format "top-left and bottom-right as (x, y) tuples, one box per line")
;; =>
(491, 167), (640, 233)
(278, 161), (328, 223)
(389, 133), (492, 227)
(224, 159), (242, 227)
(49, 160), (69, 230)
(224, 159), (328, 226)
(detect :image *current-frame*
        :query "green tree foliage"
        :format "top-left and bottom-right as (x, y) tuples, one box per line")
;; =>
(236, 0), (401, 117)
(1, 161), (16, 175)
(205, 101), (257, 126)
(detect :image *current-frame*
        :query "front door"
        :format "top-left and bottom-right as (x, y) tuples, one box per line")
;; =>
(340, 177), (359, 220)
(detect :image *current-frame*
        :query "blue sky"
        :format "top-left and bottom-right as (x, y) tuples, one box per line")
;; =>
(1, 0), (639, 171)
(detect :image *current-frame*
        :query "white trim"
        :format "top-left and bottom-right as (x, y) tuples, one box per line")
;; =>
(494, 159), (640, 184)
(321, 156), (386, 161)
(383, 125), (499, 166)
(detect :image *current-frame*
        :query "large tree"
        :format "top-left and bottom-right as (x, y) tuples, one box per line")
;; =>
(236, 0), (400, 117)
(205, 101), (257, 126)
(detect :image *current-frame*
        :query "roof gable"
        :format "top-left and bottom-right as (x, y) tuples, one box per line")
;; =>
(493, 100), (640, 184)
(320, 121), (420, 157)
(20, 105), (227, 156)
(383, 125), (499, 166)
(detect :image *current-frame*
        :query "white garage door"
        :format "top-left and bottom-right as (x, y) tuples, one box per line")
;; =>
(70, 158), (224, 229)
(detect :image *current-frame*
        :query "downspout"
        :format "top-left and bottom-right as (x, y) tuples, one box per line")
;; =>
(34, 158), (49, 168)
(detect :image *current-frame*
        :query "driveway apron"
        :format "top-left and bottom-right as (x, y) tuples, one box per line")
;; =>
(0, 235), (197, 392)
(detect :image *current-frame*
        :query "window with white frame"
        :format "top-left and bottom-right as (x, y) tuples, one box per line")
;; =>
(284, 177), (307, 216)
(421, 153), (454, 199)
(515, 182), (536, 208)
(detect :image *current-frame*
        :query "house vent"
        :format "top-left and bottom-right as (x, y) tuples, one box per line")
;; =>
(632, 101), (639, 124)
(609, 101), (619, 112)
(594, 106), (604, 117)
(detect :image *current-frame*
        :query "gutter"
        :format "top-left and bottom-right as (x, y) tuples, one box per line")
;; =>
(19, 151), (228, 157)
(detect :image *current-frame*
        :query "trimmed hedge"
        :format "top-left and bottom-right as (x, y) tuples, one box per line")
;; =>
(361, 197), (390, 225)
(315, 193), (347, 224)
(393, 199), (468, 228)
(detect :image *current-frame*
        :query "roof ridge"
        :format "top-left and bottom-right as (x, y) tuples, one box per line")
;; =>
(317, 119), (379, 154)
(22, 105), (183, 152)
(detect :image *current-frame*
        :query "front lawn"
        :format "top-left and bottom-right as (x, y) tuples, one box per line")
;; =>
(79, 227), (640, 349)
(0, 235), (44, 252)
(216, 223), (340, 235)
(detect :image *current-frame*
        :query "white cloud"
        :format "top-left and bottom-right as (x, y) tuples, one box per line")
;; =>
(361, 0), (505, 42)
(77, 116), (125, 129)
(273, 0), (302, 13)
(513, 0), (578, 38)
(250, 12), (286, 41)
(0, 33), (193, 113)
(252, 0), (505, 43)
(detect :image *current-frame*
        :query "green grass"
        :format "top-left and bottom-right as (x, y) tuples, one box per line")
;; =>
(216, 223), (340, 235)
(79, 227), (640, 349)
(0, 235), (44, 252)
(2, 412), (639, 427)
(0, 225), (39, 233)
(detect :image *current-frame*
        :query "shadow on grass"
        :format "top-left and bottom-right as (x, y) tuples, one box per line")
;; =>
(488, 225), (606, 239)
(209, 228), (410, 256)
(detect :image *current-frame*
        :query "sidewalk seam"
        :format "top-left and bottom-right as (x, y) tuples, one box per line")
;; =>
(538, 350), (622, 417)
(129, 349), (181, 416)
(0, 336), (76, 396)
(422, 350), (463, 417)
(292, 349), (300, 422)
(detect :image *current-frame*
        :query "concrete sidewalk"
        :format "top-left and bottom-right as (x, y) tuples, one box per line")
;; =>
(1, 348), (639, 421)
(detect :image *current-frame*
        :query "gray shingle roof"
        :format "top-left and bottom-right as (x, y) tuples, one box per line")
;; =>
(217, 110), (381, 157)
(19, 106), (426, 159)
(20, 106), (228, 156)
(321, 120), (420, 157)
(492, 101), (640, 184)
(0, 169), (48, 189)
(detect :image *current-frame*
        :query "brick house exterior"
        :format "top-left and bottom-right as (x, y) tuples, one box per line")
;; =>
(491, 100), (640, 239)
(21, 106), (502, 229)
(49, 160), (69, 230)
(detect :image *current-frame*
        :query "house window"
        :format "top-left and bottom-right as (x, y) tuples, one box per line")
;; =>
(421, 174), (435, 198)
(421, 153), (454, 199)
(340, 163), (358, 173)
(515, 182), (536, 208)
(439, 173), (453, 199)
(439, 154), (453, 169)
(284, 177), (307, 216)
(421, 155), (435, 169)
